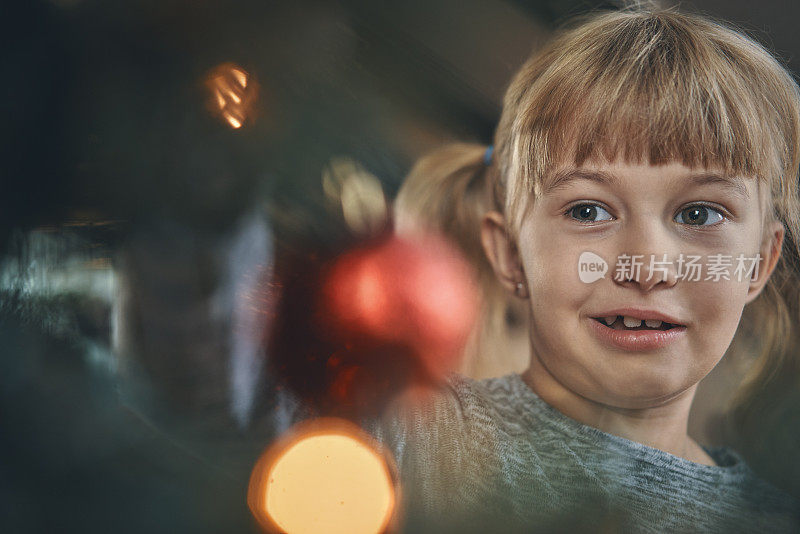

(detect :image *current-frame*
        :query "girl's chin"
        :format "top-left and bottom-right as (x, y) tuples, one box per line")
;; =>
(588, 371), (698, 408)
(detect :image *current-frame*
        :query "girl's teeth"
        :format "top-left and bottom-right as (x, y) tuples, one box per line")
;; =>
(598, 316), (668, 329)
(623, 316), (643, 328)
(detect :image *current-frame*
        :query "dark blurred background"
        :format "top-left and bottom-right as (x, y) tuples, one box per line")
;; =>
(2, 0), (800, 532)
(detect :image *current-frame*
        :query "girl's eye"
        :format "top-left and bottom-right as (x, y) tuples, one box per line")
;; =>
(674, 205), (725, 226)
(567, 203), (613, 223)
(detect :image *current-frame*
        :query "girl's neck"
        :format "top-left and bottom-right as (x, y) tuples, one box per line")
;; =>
(521, 355), (716, 466)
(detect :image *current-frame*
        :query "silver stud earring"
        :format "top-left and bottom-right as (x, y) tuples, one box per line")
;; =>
(515, 281), (527, 298)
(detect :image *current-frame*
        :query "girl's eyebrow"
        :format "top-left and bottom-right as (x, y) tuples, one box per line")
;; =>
(684, 172), (750, 200)
(542, 169), (750, 200)
(542, 169), (618, 195)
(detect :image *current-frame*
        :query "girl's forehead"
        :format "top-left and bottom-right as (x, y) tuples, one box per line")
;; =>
(541, 158), (749, 187)
(557, 153), (736, 173)
(537, 159), (763, 206)
(529, 102), (767, 187)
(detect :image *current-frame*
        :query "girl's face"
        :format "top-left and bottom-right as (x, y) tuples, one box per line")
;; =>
(514, 160), (782, 409)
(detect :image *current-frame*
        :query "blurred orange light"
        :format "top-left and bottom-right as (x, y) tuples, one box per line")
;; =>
(231, 67), (248, 88)
(223, 111), (243, 129)
(205, 63), (258, 129)
(249, 418), (399, 533)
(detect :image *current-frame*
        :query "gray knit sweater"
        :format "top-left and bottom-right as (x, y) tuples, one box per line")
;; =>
(370, 373), (800, 533)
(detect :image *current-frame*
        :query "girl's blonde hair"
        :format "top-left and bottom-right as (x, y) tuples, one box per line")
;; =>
(395, 144), (529, 379)
(491, 6), (800, 433)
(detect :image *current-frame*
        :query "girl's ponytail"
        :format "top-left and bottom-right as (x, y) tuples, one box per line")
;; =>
(394, 143), (528, 379)
(728, 214), (800, 496)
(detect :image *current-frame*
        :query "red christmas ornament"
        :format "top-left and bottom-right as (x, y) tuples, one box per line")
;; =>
(321, 233), (478, 382)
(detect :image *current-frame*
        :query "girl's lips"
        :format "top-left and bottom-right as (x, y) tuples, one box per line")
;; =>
(588, 317), (687, 351)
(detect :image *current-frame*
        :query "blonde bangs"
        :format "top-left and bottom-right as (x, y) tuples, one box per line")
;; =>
(497, 9), (800, 237)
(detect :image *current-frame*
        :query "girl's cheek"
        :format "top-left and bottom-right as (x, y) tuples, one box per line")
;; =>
(715, 277), (752, 304)
(527, 243), (578, 285)
(690, 279), (748, 329)
(692, 280), (749, 354)
(530, 250), (595, 309)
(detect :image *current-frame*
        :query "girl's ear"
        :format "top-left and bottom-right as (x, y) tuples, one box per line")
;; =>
(745, 220), (785, 304)
(481, 211), (526, 295)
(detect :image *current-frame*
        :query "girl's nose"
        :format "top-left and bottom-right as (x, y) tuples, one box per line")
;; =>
(612, 252), (679, 291)
(612, 221), (680, 291)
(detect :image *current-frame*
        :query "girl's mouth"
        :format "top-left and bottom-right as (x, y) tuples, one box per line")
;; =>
(588, 316), (687, 351)
(590, 316), (680, 331)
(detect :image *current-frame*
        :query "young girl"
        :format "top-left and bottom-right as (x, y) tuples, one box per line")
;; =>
(373, 5), (800, 532)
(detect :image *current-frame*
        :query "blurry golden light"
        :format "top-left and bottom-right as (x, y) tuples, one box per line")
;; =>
(214, 91), (226, 108)
(249, 418), (398, 534)
(231, 67), (248, 88)
(322, 157), (388, 236)
(223, 111), (243, 129)
(205, 62), (258, 129)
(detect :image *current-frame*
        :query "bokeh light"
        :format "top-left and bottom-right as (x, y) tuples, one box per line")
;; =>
(248, 418), (398, 534)
(322, 157), (388, 237)
(205, 62), (258, 129)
